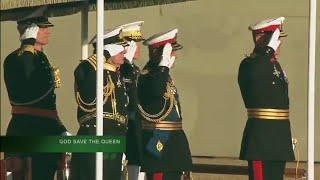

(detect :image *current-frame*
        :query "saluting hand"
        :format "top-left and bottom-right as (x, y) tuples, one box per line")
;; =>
(124, 40), (137, 64)
(20, 23), (39, 41)
(267, 28), (281, 51)
(159, 43), (175, 68)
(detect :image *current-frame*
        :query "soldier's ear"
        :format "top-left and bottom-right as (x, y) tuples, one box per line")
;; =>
(254, 33), (271, 47)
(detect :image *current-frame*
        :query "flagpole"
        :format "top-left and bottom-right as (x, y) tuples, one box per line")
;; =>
(81, 0), (89, 60)
(307, 0), (317, 179)
(96, 0), (104, 179)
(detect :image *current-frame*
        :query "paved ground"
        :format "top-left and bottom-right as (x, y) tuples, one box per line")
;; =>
(192, 157), (319, 180)
(51, 156), (319, 179)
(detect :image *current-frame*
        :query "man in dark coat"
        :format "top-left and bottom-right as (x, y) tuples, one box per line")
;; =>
(137, 29), (193, 180)
(3, 10), (68, 180)
(119, 21), (144, 180)
(70, 26), (129, 180)
(238, 17), (295, 180)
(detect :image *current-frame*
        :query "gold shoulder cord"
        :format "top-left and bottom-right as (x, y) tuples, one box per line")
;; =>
(75, 56), (100, 112)
(76, 73), (115, 113)
(10, 86), (55, 105)
(17, 45), (35, 55)
(137, 82), (176, 123)
(76, 56), (121, 121)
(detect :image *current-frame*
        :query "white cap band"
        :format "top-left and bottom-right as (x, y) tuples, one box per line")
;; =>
(103, 44), (124, 56)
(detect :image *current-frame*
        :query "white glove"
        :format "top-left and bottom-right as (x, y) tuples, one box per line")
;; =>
(20, 23), (39, 41)
(267, 28), (281, 51)
(61, 131), (72, 136)
(124, 40), (137, 64)
(104, 44), (125, 57)
(159, 43), (175, 68)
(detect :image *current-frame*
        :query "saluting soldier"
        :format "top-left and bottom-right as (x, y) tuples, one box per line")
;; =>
(70, 27), (129, 180)
(238, 17), (295, 180)
(3, 10), (68, 180)
(137, 29), (193, 180)
(119, 21), (144, 180)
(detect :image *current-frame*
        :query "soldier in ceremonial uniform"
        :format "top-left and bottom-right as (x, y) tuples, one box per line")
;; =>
(238, 17), (295, 180)
(3, 11), (68, 180)
(70, 27), (128, 180)
(137, 29), (192, 180)
(119, 21), (144, 180)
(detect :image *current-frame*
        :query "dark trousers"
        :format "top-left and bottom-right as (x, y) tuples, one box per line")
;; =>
(31, 153), (60, 180)
(4, 153), (60, 180)
(146, 172), (182, 180)
(248, 160), (286, 180)
(5, 116), (66, 180)
(70, 152), (122, 180)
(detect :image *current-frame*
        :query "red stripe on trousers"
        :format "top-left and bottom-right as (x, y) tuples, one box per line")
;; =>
(253, 160), (263, 180)
(153, 172), (163, 180)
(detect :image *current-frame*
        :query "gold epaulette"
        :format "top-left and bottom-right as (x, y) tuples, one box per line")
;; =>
(83, 54), (98, 70)
(83, 54), (117, 72)
(17, 45), (35, 56)
(104, 63), (117, 72)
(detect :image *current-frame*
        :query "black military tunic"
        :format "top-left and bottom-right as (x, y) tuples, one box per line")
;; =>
(120, 60), (142, 165)
(70, 54), (128, 180)
(238, 47), (295, 161)
(137, 66), (192, 173)
(3, 42), (67, 180)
